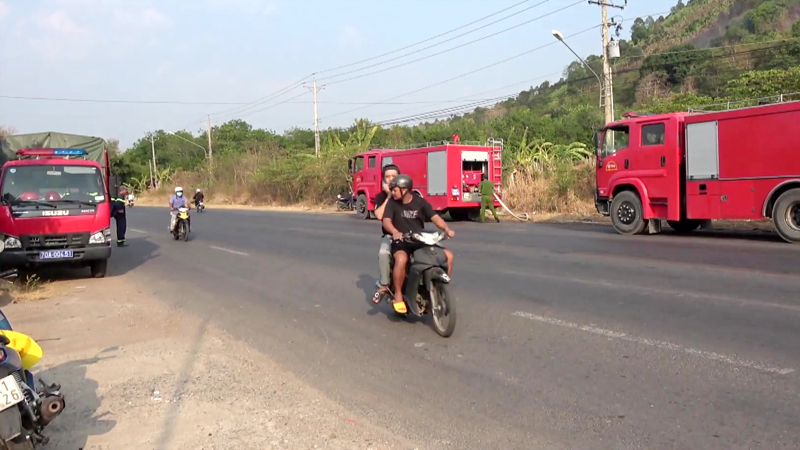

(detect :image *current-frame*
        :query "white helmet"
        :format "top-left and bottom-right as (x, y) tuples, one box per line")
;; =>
(175, 186), (183, 193)
(196, 188), (201, 192)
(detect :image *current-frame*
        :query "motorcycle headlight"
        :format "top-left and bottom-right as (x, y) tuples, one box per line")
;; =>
(89, 228), (111, 244)
(3, 236), (21, 250)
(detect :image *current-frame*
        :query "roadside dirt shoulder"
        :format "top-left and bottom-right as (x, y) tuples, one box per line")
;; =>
(4, 278), (420, 450)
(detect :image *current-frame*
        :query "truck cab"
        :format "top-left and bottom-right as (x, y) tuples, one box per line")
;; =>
(0, 148), (112, 277)
(594, 112), (686, 234)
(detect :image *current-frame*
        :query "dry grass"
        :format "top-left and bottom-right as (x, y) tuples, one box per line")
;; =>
(502, 160), (596, 215)
(0, 274), (52, 304)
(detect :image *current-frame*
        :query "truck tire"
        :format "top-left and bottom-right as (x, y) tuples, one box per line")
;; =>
(90, 260), (108, 278)
(355, 194), (370, 220)
(667, 219), (701, 234)
(449, 209), (469, 221)
(772, 188), (800, 243)
(610, 191), (646, 235)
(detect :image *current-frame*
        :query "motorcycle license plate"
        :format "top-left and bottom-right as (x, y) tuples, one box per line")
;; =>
(39, 250), (74, 260)
(0, 375), (23, 412)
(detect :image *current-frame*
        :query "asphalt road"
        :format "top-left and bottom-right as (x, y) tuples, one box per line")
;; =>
(110, 206), (800, 449)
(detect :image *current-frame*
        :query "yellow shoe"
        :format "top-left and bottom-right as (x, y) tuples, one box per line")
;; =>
(392, 300), (407, 314)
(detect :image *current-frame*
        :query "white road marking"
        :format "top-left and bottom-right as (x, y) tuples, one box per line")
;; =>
(512, 311), (794, 375)
(210, 246), (249, 256)
(130, 228), (148, 234)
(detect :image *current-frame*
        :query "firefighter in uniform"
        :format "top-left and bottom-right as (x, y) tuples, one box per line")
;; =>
(111, 187), (128, 247)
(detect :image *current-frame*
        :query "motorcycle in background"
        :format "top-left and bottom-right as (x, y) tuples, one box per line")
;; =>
(0, 309), (65, 449)
(196, 201), (205, 213)
(336, 191), (355, 211)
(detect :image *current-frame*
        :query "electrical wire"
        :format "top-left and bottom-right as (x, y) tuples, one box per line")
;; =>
(319, 25), (601, 121)
(315, 0), (535, 74)
(320, 0), (584, 86)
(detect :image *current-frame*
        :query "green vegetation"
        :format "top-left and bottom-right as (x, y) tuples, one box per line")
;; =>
(118, 0), (800, 215)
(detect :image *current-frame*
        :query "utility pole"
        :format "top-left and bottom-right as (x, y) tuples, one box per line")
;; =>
(206, 115), (214, 169)
(589, 0), (625, 124)
(304, 78), (324, 157)
(149, 133), (158, 189)
(148, 160), (153, 191)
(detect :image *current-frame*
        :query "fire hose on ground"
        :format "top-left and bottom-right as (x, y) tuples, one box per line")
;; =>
(494, 193), (530, 222)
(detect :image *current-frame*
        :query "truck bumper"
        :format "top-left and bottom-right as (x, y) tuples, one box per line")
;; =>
(595, 190), (610, 216)
(0, 244), (111, 268)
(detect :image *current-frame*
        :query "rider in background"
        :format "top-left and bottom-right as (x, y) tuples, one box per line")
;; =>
(381, 174), (454, 313)
(194, 188), (204, 207)
(169, 187), (190, 232)
(371, 164), (400, 304)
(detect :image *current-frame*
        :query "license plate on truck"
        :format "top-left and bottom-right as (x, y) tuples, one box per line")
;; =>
(38, 250), (74, 260)
(0, 375), (23, 412)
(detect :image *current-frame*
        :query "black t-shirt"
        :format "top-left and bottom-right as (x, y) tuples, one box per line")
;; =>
(373, 191), (392, 236)
(384, 195), (436, 235)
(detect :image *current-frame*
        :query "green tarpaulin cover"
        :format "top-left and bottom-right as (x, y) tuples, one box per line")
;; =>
(0, 132), (106, 167)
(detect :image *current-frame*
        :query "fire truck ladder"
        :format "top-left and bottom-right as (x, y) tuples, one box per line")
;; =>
(688, 92), (800, 113)
(485, 138), (530, 221)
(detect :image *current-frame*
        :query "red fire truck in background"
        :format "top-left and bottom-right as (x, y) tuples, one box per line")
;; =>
(348, 138), (503, 221)
(594, 95), (800, 243)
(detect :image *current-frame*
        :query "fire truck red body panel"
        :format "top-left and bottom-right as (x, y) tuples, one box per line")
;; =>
(595, 99), (800, 240)
(349, 140), (503, 218)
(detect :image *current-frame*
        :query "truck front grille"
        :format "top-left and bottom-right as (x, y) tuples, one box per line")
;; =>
(24, 233), (87, 250)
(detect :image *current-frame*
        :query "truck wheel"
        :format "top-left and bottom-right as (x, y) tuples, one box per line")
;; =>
(449, 209), (469, 221)
(90, 260), (108, 278)
(355, 194), (369, 220)
(667, 219), (701, 234)
(610, 191), (646, 235)
(772, 188), (800, 243)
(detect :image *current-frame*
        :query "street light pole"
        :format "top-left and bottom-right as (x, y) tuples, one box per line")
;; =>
(552, 30), (606, 121)
(167, 131), (208, 158)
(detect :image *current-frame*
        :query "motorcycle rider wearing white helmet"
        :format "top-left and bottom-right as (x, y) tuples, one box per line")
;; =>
(169, 186), (191, 232)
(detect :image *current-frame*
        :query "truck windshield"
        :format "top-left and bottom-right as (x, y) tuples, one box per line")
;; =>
(600, 126), (630, 158)
(0, 165), (105, 205)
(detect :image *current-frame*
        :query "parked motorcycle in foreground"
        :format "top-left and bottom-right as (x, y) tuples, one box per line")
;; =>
(0, 309), (65, 449)
(377, 231), (457, 337)
(172, 207), (190, 242)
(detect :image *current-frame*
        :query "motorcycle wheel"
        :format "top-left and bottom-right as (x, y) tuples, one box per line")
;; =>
(430, 282), (456, 337)
(179, 222), (189, 242)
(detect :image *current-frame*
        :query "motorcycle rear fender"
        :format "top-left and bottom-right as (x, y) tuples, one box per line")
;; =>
(0, 406), (23, 442)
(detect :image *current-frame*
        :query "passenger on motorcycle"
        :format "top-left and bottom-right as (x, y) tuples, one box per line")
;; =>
(371, 164), (400, 303)
(381, 174), (455, 314)
(169, 186), (191, 232)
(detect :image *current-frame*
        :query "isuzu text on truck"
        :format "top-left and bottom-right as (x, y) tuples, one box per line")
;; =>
(594, 95), (800, 243)
(0, 132), (114, 277)
(349, 138), (503, 221)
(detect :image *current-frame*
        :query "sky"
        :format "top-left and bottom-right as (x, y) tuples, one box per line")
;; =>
(0, 0), (679, 150)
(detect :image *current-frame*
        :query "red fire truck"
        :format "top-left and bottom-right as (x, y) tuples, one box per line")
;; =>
(0, 132), (114, 277)
(348, 139), (503, 221)
(594, 96), (800, 243)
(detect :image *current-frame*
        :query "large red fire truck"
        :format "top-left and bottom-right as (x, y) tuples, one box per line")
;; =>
(348, 138), (503, 221)
(594, 95), (800, 243)
(0, 132), (114, 277)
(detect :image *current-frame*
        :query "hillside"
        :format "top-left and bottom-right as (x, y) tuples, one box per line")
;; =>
(112, 0), (800, 214)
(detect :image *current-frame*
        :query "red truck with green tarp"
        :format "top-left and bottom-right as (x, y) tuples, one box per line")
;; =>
(0, 132), (114, 278)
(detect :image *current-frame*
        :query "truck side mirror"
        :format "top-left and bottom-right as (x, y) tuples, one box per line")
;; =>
(347, 158), (354, 173)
